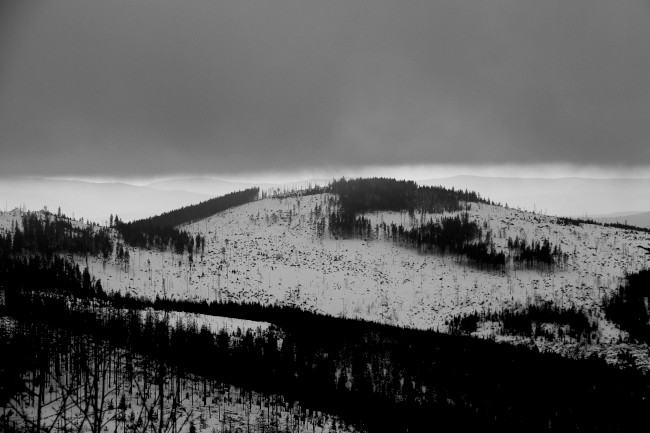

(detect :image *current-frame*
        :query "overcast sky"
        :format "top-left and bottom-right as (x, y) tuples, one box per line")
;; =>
(1, 0), (650, 180)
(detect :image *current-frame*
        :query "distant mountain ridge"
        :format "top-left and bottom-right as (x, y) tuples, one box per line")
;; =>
(145, 177), (256, 196)
(3, 175), (648, 226)
(145, 176), (330, 196)
(419, 175), (650, 218)
(0, 177), (211, 223)
(594, 211), (650, 229)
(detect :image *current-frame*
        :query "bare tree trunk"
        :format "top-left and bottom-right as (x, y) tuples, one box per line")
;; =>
(35, 366), (44, 433)
(158, 361), (165, 433)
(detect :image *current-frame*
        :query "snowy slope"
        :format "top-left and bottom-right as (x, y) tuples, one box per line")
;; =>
(4, 194), (650, 367)
(81, 195), (649, 329)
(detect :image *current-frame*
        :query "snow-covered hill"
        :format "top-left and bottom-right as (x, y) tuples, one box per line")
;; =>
(4, 193), (650, 367)
(93, 196), (648, 324)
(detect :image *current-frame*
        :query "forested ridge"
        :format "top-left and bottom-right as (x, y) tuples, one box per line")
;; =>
(556, 216), (650, 233)
(329, 177), (490, 215)
(0, 210), (113, 259)
(115, 188), (259, 252)
(327, 178), (563, 270)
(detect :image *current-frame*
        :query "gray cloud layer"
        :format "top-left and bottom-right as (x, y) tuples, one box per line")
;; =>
(1, 0), (649, 177)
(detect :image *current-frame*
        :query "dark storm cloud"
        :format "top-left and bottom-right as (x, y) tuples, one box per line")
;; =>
(1, 0), (649, 177)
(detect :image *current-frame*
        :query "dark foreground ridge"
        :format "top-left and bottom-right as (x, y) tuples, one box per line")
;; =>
(2, 255), (649, 432)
